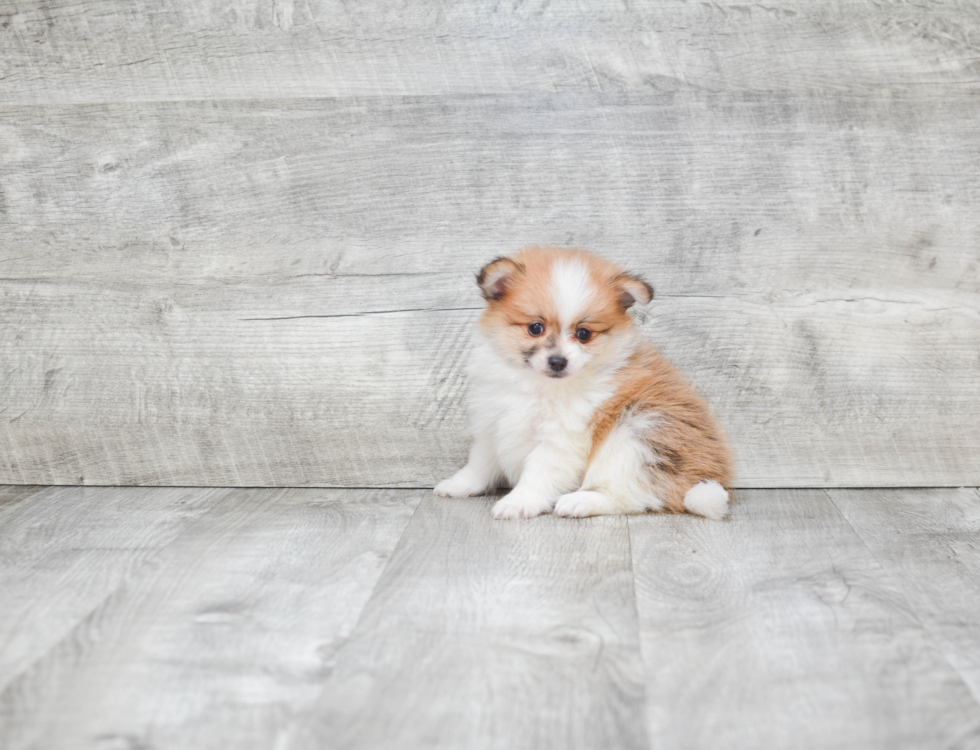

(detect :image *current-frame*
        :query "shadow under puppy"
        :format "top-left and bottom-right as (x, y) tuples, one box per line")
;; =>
(435, 246), (734, 520)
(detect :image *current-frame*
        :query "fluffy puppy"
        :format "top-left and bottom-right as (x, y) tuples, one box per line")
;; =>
(435, 246), (734, 520)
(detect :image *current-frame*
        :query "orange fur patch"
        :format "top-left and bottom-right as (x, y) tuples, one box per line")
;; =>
(589, 343), (735, 513)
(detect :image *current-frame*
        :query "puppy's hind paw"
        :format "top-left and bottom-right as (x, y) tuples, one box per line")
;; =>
(555, 490), (616, 518)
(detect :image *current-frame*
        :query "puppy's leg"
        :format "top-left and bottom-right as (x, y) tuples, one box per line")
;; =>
(492, 442), (584, 520)
(556, 415), (662, 518)
(434, 438), (501, 498)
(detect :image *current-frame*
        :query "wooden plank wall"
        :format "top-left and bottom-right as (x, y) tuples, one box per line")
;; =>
(1, 1), (978, 487)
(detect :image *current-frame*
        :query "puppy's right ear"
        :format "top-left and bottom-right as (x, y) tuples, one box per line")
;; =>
(477, 257), (522, 301)
(614, 272), (654, 309)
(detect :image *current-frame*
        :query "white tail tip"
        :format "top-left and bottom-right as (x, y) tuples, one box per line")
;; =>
(683, 480), (730, 520)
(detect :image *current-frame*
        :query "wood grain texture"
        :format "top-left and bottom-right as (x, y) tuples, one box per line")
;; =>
(0, 488), (421, 750)
(829, 487), (980, 704)
(286, 494), (648, 750)
(0, 484), (44, 516)
(628, 489), (980, 749)
(2, 93), (979, 487)
(2, 292), (978, 487)
(1, 0), (979, 104)
(1, 94), (978, 297)
(0, 486), (229, 693)
(2, 486), (980, 748)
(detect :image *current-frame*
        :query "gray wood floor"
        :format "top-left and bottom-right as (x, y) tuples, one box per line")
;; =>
(2, 484), (980, 749)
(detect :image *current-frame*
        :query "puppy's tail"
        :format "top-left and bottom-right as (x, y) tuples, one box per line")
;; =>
(683, 480), (730, 520)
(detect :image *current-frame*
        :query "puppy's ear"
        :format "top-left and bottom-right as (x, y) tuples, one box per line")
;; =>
(615, 273), (654, 309)
(477, 256), (522, 301)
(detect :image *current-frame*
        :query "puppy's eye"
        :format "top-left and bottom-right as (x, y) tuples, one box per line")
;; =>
(528, 322), (545, 336)
(576, 327), (593, 343)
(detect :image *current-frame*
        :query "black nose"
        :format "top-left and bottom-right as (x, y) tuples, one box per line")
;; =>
(548, 355), (567, 372)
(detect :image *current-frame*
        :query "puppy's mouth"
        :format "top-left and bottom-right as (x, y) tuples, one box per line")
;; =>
(544, 370), (569, 379)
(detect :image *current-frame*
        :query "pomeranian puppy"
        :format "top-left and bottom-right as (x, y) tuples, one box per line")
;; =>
(435, 247), (734, 520)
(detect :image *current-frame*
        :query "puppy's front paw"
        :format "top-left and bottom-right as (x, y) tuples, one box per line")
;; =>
(434, 469), (488, 498)
(491, 490), (553, 520)
(555, 490), (615, 518)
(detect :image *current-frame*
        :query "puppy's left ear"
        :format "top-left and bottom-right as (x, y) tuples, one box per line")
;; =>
(477, 256), (522, 301)
(615, 273), (654, 309)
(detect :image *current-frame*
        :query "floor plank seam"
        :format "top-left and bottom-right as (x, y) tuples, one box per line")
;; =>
(624, 515), (656, 750)
(272, 489), (431, 733)
(323, 489), (429, 639)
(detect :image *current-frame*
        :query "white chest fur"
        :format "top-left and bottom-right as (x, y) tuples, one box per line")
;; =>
(466, 335), (617, 486)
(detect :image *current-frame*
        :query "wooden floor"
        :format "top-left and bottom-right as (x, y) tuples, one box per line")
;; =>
(2, 484), (980, 749)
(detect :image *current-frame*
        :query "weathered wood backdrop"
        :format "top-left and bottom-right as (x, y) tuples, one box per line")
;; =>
(1, 0), (978, 487)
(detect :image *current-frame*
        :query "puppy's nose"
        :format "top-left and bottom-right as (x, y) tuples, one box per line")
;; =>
(548, 355), (568, 372)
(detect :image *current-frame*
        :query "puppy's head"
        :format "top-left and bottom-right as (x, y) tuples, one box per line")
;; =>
(476, 247), (652, 380)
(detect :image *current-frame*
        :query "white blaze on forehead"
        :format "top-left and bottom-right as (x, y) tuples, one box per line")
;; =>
(550, 259), (595, 330)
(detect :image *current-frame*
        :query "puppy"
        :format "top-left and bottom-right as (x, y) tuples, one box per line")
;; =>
(435, 246), (734, 520)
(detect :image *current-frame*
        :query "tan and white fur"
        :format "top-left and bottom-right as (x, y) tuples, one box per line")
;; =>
(435, 247), (734, 520)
